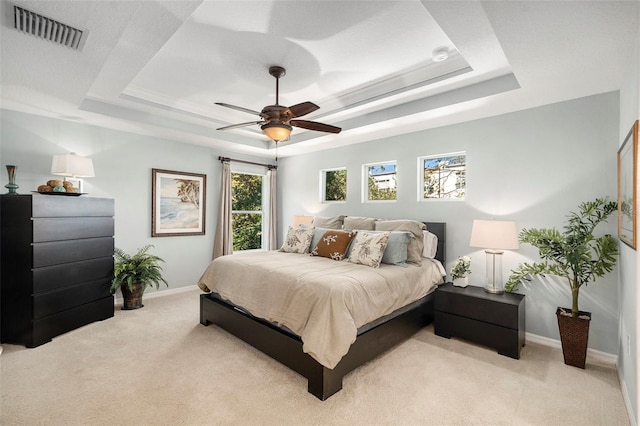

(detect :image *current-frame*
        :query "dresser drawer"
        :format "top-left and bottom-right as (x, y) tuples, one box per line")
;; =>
(32, 196), (114, 217)
(33, 279), (112, 319)
(33, 237), (114, 267)
(30, 296), (114, 347)
(33, 217), (114, 242)
(33, 257), (114, 294)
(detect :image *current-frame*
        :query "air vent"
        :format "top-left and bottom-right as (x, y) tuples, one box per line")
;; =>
(13, 5), (86, 50)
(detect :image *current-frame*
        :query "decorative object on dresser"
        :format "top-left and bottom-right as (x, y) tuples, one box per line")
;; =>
(469, 219), (519, 294)
(5, 165), (18, 194)
(505, 198), (618, 368)
(0, 194), (115, 347)
(617, 119), (638, 249)
(151, 169), (206, 237)
(110, 245), (168, 310)
(50, 153), (95, 193)
(450, 255), (471, 287)
(435, 283), (525, 359)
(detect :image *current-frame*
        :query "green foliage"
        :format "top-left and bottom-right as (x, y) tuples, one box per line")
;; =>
(110, 245), (168, 294)
(325, 169), (347, 201)
(232, 173), (263, 250)
(505, 198), (618, 317)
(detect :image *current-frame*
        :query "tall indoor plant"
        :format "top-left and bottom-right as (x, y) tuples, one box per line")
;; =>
(111, 245), (168, 310)
(505, 198), (618, 368)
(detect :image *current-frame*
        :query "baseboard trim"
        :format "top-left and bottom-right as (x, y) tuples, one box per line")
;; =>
(525, 332), (618, 365)
(617, 368), (638, 426)
(113, 284), (199, 305)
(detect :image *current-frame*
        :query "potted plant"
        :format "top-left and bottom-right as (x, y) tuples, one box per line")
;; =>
(450, 256), (471, 287)
(111, 245), (168, 310)
(505, 198), (618, 368)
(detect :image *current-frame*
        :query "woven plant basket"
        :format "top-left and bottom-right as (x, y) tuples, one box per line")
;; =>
(556, 307), (591, 369)
(121, 283), (145, 310)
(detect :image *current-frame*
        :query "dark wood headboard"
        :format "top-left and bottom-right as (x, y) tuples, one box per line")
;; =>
(423, 222), (446, 266)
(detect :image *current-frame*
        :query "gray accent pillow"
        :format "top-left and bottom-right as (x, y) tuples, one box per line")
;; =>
(374, 220), (426, 265)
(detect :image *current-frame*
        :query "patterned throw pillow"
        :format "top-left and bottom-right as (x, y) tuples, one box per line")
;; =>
(348, 231), (391, 268)
(311, 229), (356, 261)
(279, 226), (314, 254)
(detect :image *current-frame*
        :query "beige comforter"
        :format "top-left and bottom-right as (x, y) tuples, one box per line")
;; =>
(198, 251), (443, 369)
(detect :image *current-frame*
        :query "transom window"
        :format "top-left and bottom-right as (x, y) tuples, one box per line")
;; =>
(419, 152), (466, 200)
(321, 168), (347, 202)
(364, 161), (397, 202)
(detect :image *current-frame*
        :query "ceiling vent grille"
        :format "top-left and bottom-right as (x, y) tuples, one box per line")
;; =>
(13, 5), (86, 50)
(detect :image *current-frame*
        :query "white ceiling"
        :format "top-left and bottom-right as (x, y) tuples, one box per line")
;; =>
(1, 1), (638, 159)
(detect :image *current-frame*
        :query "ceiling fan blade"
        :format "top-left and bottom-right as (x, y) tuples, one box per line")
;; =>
(291, 120), (341, 134)
(217, 121), (263, 131)
(215, 102), (262, 116)
(287, 101), (319, 118)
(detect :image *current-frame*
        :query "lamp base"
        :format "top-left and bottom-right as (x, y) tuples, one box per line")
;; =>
(484, 285), (504, 295)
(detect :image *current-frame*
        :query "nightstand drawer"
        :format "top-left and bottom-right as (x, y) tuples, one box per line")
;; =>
(435, 311), (522, 359)
(435, 285), (523, 330)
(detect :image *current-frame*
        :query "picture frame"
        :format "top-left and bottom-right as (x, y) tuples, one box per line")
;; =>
(152, 168), (206, 237)
(617, 120), (638, 249)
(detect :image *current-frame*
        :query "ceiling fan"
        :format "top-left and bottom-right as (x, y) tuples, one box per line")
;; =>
(215, 66), (341, 143)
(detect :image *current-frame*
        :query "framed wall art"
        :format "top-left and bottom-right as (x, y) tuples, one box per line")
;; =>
(617, 120), (638, 249)
(152, 168), (206, 237)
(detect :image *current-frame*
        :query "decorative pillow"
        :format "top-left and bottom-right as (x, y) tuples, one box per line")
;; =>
(312, 215), (344, 230)
(279, 226), (314, 254)
(423, 230), (438, 259)
(310, 227), (330, 251)
(381, 231), (414, 266)
(348, 231), (390, 268)
(375, 220), (425, 265)
(343, 216), (377, 231)
(311, 229), (356, 261)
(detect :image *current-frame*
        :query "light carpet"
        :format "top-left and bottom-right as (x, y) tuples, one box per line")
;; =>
(1, 286), (629, 425)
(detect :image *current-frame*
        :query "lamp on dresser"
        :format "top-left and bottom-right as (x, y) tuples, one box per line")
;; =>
(51, 153), (95, 192)
(469, 219), (519, 294)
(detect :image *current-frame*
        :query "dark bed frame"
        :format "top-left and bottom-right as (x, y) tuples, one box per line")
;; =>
(199, 222), (446, 400)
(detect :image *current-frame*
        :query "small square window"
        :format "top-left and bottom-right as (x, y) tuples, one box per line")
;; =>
(419, 153), (466, 200)
(364, 161), (397, 202)
(321, 168), (347, 202)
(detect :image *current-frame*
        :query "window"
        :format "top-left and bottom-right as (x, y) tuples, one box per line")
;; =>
(231, 172), (264, 250)
(419, 152), (466, 200)
(322, 168), (347, 202)
(364, 161), (397, 201)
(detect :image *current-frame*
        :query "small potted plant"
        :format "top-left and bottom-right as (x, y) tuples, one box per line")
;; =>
(505, 198), (618, 368)
(111, 245), (168, 310)
(450, 256), (471, 287)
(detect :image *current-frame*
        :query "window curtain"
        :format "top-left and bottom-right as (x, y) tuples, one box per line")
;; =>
(213, 161), (233, 259)
(267, 168), (277, 250)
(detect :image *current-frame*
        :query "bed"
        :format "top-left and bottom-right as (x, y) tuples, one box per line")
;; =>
(199, 221), (446, 400)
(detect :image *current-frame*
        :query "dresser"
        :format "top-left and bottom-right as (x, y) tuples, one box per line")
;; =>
(435, 283), (525, 359)
(1, 194), (115, 347)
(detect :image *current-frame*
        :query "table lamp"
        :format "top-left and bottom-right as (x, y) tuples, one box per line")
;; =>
(469, 219), (519, 294)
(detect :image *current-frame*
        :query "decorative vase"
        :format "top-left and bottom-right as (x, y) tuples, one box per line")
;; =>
(5, 165), (19, 195)
(452, 276), (469, 287)
(556, 307), (591, 369)
(121, 283), (145, 310)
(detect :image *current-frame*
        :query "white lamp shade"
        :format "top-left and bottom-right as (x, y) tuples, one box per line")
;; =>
(51, 153), (95, 178)
(469, 220), (519, 250)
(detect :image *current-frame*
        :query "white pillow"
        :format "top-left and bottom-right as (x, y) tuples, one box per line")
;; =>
(348, 231), (390, 268)
(422, 230), (438, 259)
(279, 226), (314, 254)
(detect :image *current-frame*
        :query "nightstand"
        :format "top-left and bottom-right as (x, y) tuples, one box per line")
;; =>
(434, 283), (525, 359)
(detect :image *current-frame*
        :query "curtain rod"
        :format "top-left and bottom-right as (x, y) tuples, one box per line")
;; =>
(218, 156), (277, 170)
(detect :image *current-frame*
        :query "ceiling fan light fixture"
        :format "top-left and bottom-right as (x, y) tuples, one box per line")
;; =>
(432, 47), (449, 62)
(261, 122), (292, 142)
